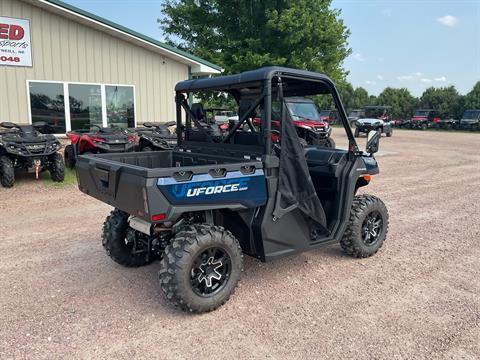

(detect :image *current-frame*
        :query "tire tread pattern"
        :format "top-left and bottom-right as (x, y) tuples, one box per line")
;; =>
(340, 194), (389, 258)
(159, 224), (243, 313)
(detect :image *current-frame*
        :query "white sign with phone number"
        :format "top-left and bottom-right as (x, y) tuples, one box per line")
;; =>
(0, 16), (32, 67)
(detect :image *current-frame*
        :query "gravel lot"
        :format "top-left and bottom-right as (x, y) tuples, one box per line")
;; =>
(0, 129), (479, 359)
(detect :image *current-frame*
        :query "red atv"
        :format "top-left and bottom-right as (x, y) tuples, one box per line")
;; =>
(253, 97), (335, 147)
(64, 125), (136, 168)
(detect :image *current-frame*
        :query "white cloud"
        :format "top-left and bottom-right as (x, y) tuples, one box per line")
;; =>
(414, 72), (422, 77)
(397, 75), (414, 81)
(365, 80), (376, 85)
(377, 75), (383, 80)
(420, 78), (432, 83)
(437, 15), (458, 27)
(353, 53), (365, 62)
(434, 76), (447, 82)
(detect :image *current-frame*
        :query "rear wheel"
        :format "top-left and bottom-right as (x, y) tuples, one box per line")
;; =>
(102, 209), (151, 267)
(64, 145), (76, 169)
(341, 194), (388, 258)
(159, 224), (243, 313)
(49, 152), (65, 182)
(0, 156), (15, 188)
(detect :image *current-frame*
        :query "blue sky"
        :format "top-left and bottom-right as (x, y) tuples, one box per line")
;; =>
(63, 0), (480, 96)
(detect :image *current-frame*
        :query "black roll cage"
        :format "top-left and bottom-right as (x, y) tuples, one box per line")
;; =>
(174, 68), (359, 155)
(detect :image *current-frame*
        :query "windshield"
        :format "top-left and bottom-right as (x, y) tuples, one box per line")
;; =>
(414, 110), (430, 117)
(286, 102), (321, 121)
(462, 110), (480, 119)
(365, 108), (387, 118)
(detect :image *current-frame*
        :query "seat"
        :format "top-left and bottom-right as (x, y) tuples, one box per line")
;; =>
(191, 103), (206, 121)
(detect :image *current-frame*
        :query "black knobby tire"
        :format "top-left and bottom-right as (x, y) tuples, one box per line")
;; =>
(141, 146), (153, 152)
(386, 128), (393, 137)
(159, 224), (243, 313)
(340, 194), (389, 258)
(49, 152), (65, 182)
(0, 155), (15, 188)
(421, 123), (427, 130)
(325, 137), (336, 148)
(354, 128), (360, 137)
(102, 209), (150, 267)
(64, 145), (76, 169)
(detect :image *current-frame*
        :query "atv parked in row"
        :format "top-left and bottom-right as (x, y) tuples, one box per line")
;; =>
(354, 106), (393, 137)
(136, 122), (177, 151)
(457, 109), (480, 130)
(409, 109), (439, 130)
(64, 125), (136, 168)
(0, 121), (64, 187)
(76, 67), (389, 313)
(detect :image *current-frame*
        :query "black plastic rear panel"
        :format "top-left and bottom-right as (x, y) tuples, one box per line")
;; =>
(76, 150), (262, 222)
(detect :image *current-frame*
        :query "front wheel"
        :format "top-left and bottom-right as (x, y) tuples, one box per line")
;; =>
(159, 224), (243, 313)
(324, 137), (336, 148)
(340, 195), (389, 258)
(64, 145), (76, 169)
(421, 123), (427, 130)
(0, 156), (15, 188)
(386, 128), (393, 137)
(49, 152), (65, 182)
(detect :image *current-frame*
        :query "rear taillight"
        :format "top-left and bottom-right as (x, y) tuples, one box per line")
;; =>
(151, 213), (166, 222)
(127, 135), (136, 143)
(433, 117), (440, 123)
(91, 136), (106, 143)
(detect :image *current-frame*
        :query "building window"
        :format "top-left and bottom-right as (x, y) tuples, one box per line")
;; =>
(29, 82), (66, 133)
(68, 84), (103, 131)
(106, 85), (135, 129)
(27, 81), (136, 133)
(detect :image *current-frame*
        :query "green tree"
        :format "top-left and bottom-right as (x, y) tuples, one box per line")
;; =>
(464, 81), (480, 110)
(376, 87), (417, 119)
(160, 0), (351, 81)
(419, 86), (463, 118)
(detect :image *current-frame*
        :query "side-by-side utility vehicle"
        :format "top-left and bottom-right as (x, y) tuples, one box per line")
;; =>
(0, 121), (64, 187)
(76, 67), (389, 313)
(354, 106), (393, 138)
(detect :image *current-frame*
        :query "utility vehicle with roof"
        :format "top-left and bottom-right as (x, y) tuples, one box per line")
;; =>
(409, 109), (440, 130)
(354, 106), (393, 137)
(0, 121), (64, 187)
(457, 109), (480, 130)
(75, 67), (389, 313)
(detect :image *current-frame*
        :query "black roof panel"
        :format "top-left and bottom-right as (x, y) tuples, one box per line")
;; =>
(175, 66), (333, 92)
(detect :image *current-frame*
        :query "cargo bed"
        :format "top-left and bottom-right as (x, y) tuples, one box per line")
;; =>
(76, 150), (265, 222)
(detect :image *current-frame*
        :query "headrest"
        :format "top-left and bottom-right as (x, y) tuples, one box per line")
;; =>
(191, 103), (205, 121)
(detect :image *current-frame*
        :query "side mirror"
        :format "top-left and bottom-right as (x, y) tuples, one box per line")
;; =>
(366, 130), (380, 155)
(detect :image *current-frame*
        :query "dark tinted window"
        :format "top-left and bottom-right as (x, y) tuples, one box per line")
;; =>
(29, 82), (66, 133)
(69, 84), (102, 130)
(106, 86), (135, 129)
